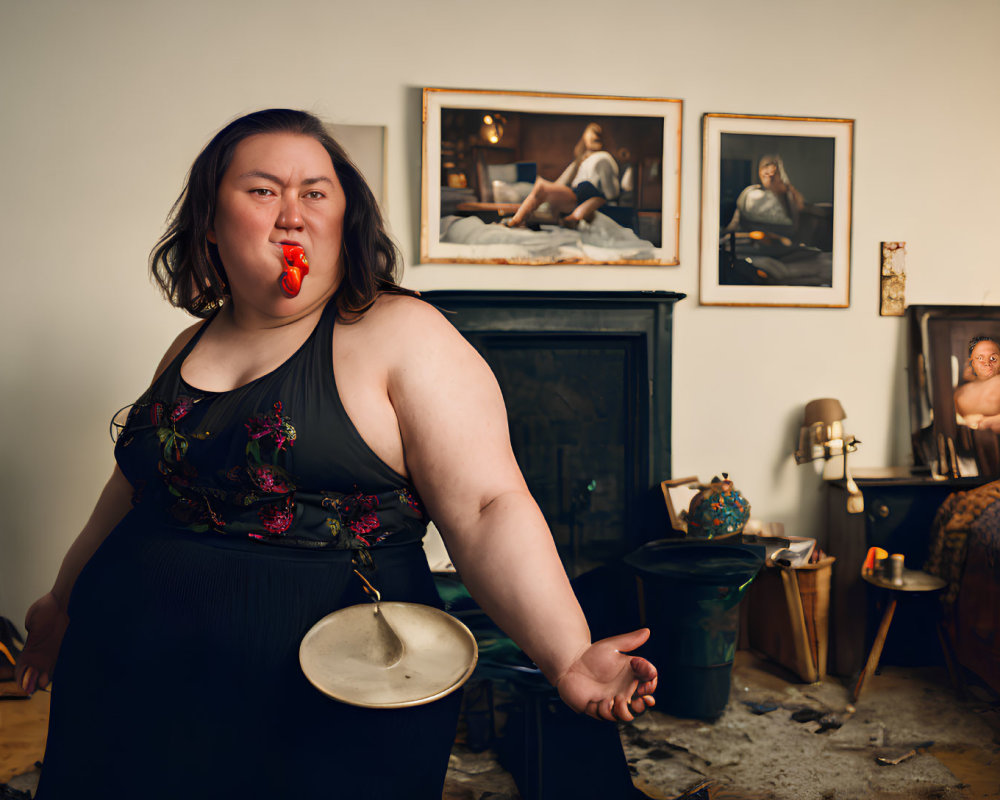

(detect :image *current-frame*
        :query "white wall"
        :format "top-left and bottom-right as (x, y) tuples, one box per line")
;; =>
(3, 0), (999, 624)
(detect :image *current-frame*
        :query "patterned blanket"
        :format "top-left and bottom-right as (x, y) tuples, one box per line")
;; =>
(925, 479), (1000, 609)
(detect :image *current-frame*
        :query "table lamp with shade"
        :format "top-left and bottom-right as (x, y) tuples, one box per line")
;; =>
(794, 398), (864, 514)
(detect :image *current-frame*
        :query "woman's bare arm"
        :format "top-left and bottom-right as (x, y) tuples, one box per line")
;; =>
(555, 161), (579, 187)
(379, 297), (655, 719)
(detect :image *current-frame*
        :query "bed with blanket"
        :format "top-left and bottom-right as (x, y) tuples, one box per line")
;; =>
(925, 479), (1000, 694)
(439, 213), (656, 264)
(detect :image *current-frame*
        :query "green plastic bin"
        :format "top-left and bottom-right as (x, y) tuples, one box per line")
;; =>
(625, 541), (763, 719)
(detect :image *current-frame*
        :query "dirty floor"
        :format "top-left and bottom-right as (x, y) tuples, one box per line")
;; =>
(442, 652), (1000, 800)
(2, 653), (998, 799)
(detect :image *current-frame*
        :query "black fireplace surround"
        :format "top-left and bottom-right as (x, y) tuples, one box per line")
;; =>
(423, 290), (684, 579)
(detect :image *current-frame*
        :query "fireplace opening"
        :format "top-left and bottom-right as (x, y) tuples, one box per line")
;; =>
(480, 333), (644, 577)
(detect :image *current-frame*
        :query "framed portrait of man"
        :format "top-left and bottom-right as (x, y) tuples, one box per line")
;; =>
(908, 305), (1000, 479)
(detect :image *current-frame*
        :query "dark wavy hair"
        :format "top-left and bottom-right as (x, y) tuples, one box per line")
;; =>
(968, 335), (1000, 358)
(150, 108), (410, 318)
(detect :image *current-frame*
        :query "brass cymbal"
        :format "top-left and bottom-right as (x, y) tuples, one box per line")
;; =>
(299, 602), (478, 709)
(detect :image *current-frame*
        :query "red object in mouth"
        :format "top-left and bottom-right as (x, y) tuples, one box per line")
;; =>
(280, 244), (309, 297)
(280, 266), (303, 296)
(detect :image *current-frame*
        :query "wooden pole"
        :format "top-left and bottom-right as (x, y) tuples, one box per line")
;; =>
(852, 595), (897, 702)
(779, 566), (818, 683)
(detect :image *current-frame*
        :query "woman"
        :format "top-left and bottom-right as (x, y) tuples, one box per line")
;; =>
(504, 121), (620, 228)
(15, 109), (655, 799)
(723, 153), (804, 238)
(720, 153), (832, 286)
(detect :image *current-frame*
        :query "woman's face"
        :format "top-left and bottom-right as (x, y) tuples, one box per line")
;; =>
(759, 160), (780, 188)
(582, 124), (603, 151)
(208, 132), (346, 312)
(970, 340), (1000, 379)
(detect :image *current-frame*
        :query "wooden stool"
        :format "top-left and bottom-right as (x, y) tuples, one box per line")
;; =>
(851, 568), (947, 702)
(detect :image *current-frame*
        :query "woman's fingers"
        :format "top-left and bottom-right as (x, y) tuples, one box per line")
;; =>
(631, 693), (655, 715)
(15, 662), (52, 695)
(589, 697), (615, 722)
(631, 656), (658, 690)
(557, 632), (659, 721)
(613, 694), (635, 722)
(20, 665), (36, 694)
(585, 698), (607, 721)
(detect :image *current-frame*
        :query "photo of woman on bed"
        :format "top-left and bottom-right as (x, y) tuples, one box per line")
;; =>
(503, 122), (620, 229)
(439, 120), (653, 262)
(426, 97), (679, 266)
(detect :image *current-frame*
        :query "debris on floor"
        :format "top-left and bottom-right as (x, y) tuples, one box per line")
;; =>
(619, 656), (996, 800)
(742, 700), (779, 715)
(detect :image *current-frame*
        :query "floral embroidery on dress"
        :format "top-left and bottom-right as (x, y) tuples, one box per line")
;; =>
(249, 464), (294, 494)
(154, 396), (198, 465)
(246, 402), (296, 455)
(258, 495), (295, 534)
(395, 488), (424, 517)
(171, 495), (225, 530)
(232, 401), (299, 537)
(118, 386), (423, 548)
(323, 488), (388, 547)
(350, 512), (380, 537)
(143, 394), (212, 531)
(143, 395), (300, 537)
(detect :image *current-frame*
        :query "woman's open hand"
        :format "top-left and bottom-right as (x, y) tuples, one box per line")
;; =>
(554, 628), (657, 722)
(15, 592), (69, 694)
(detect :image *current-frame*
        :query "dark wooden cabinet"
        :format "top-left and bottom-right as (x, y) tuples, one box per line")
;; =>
(826, 469), (984, 676)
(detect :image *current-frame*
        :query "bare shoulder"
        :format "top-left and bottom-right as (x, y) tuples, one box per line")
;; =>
(357, 293), (458, 332)
(344, 293), (473, 359)
(345, 292), (500, 407)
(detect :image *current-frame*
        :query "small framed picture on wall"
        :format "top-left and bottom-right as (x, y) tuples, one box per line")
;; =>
(699, 113), (854, 307)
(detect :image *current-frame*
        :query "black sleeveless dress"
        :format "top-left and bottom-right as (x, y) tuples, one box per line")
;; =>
(36, 297), (462, 799)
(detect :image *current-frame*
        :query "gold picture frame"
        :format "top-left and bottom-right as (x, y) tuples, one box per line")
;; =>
(421, 88), (682, 267)
(699, 113), (854, 307)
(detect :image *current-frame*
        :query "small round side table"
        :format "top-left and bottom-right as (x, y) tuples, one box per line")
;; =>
(851, 568), (947, 702)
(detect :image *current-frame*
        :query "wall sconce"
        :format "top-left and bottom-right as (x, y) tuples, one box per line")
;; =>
(794, 398), (864, 514)
(479, 113), (505, 145)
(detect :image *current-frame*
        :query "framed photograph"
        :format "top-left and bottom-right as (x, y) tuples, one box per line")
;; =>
(660, 476), (700, 533)
(699, 113), (854, 307)
(421, 88), (682, 266)
(907, 305), (1000, 479)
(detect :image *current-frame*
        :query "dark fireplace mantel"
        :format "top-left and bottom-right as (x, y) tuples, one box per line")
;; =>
(423, 290), (684, 576)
